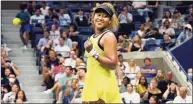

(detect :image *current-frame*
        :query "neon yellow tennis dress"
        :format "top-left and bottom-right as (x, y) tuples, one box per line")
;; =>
(81, 30), (121, 103)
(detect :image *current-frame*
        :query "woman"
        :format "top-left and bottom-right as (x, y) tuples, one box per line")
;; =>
(162, 10), (172, 25)
(50, 24), (60, 40)
(131, 71), (142, 87)
(83, 3), (121, 103)
(136, 76), (148, 96)
(162, 82), (179, 100)
(68, 25), (79, 37)
(15, 90), (28, 103)
(128, 35), (144, 52)
(154, 70), (165, 82)
(117, 69), (124, 87)
(119, 76), (130, 93)
(171, 10), (181, 29)
(137, 24), (147, 38)
(149, 95), (159, 104)
(2, 84), (20, 103)
(124, 58), (141, 80)
(147, 78), (162, 99)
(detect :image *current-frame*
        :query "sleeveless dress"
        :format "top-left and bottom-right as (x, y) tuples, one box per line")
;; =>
(81, 30), (121, 103)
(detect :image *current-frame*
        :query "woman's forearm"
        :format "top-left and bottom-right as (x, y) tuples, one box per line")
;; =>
(97, 55), (117, 69)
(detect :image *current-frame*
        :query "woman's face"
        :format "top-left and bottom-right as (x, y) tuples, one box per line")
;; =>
(136, 72), (142, 78)
(149, 97), (157, 104)
(165, 11), (170, 18)
(140, 77), (146, 84)
(51, 25), (57, 31)
(170, 83), (176, 91)
(12, 85), (19, 93)
(93, 12), (111, 30)
(157, 70), (163, 78)
(150, 80), (157, 88)
(18, 91), (24, 100)
(129, 59), (135, 66)
(69, 26), (74, 32)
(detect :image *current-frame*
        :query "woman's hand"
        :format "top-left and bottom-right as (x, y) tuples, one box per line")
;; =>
(84, 40), (93, 53)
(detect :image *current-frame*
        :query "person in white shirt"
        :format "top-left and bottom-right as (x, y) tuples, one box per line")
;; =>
(173, 86), (192, 103)
(120, 83), (140, 103)
(30, 9), (45, 26)
(40, 1), (50, 16)
(118, 54), (128, 71)
(59, 8), (71, 28)
(53, 31), (72, 49)
(124, 58), (141, 80)
(54, 64), (66, 82)
(65, 50), (77, 68)
(118, 6), (133, 24)
(54, 37), (70, 58)
(137, 24), (147, 38)
(159, 19), (175, 36)
(50, 24), (60, 40)
(3, 84), (20, 103)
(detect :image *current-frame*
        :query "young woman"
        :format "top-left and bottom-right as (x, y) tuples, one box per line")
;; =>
(128, 35), (144, 52)
(162, 82), (179, 100)
(136, 76), (148, 96)
(15, 90), (28, 103)
(147, 78), (162, 99)
(82, 3), (121, 103)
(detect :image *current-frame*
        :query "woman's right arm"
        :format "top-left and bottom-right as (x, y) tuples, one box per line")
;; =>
(127, 42), (132, 52)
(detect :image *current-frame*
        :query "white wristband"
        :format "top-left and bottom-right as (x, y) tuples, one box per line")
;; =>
(89, 49), (99, 57)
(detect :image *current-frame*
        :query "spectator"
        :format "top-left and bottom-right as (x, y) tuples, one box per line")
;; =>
(145, 28), (162, 39)
(154, 70), (165, 82)
(65, 50), (79, 68)
(131, 71), (142, 87)
(36, 30), (51, 52)
(163, 82), (179, 100)
(68, 25), (79, 37)
(120, 83), (141, 103)
(54, 64), (66, 82)
(118, 6), (133, 24)
(128, 35), (144, 52)
(2, 73), (20, 92)
(59, 8), (71, 29)
(136, 76), (148, 96)
(184, 5), (193, 27)
(16, 4), (31, 50)
(30, 8), (45, 26)
(159, 20), (175, 36)
(147, 78), (162, 99)
(50, 24), (60, 40)
(28, 1), (37, 15)
(54, 37), (70, 57)
(137, 24), (147, 38)
(75, 9), (89, 27)
(15, 99), (23, 104)
(118, 54), (128, 71)
(173, 86), (192, 103)
(70, 87), (83, 103)
(2, 84), (20, 103)
(42, 50), (59, 86)
(117, 69), (124, 87)
(141, 57), (157, 81)
(171, 10), (181, 29)
(177, 24), (192, 44)
(40, 1), (50, 16)
(15, 90), (28, 103)
(76, 64), (86, 88)
(146, 0), (158, 21)
(53, 31), (72, 49)
(1, 68), (11, 85)
(187, 68), (192, 80)
(162, 10), (172, 24)
(158, 71), (173, 95)
(160, 34), (175, 51)
(117, 34), (130, 52)
(71, 42), (80, 57)
(149, 96), (159, 104)
(45, 8), (59, 29)
(124, 58), (141, 80)
(119, 76), (130, 93)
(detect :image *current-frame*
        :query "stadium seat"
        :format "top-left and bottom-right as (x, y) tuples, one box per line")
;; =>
(133, 15), (146, 23)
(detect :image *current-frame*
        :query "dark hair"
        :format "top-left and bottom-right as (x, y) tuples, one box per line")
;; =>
(8, 73), (16, 78)
(123, 76), (130, 86)
(163, 10), (172, 18)
(12, 83), (21, 91)
(144, 57), (151, 62)
(66, 66), (73, 71)
(164, 19), (170, 25)
(149, 96), (159, 104)
(48, 8), (54, 12)
(15, 90), (27, 102)
(42, 1), (47, 4)
(19, 4), (27, 10)
(118, 54), (123, 58)
(139, 76), (148, 88)
(127, 83), (133, 88)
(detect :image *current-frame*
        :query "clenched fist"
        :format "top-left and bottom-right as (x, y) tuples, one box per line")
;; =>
(84, 40), (93, 53)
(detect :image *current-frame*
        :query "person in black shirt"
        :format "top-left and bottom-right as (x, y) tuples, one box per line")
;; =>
(27, 1), (38, 15)
(163, 82), (179, 100)
(75, 9), (88, 27)
(2, 74), (20, 93)
(160, 34), (175, 51)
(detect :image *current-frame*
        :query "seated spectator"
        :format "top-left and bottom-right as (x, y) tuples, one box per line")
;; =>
(53, 31), (72, 49)
(2, 84), (20, 103)
(187, 68), (192, 80)
(141, 57), (157, 80)
(184, 5), (193, 27)
(118, 54), (128, 71)
(1, 68), (11, 85)
(71, 42), (80, 57)
(45, 8), (59, 29)
(145, 28), (162, 39)
(159, 20), (175, 36)
(118, 6), (133, 24)
(149, 96), (159, 104)
(59, 8), (71, 29)
(124, 58), (140, 80)
(2, 73), (20, 92)
(76, 64), (86, 88)
(137, 24), (147, 38)
(50, 24), (60, 40)
(162, 10), (173, 24)
(146, 0), (158, 21)
(117, 69), (124, 87)
(177, 24), (192, 44)
(120, 83), (140, 103)
(27, 1), (37, 15)
(117, 34), (130, 52)
(54, 64), (66, 83)
(37, 30), (51, 52)
(136, 76), (148, 96)
(41, 50), (59, 86)
(147, 78), (162, 99)
(70, 87), (83, 103)
(65, 50), (79, 68)
(173, 86), (192, 103)
(15, 99), (23, 104)
(15, 90), (28, 103)
(158, 71), (173, 95)
(119, 76), (130, 93)
(171, 10), (182, 29)
(160, 34), (175, 51)
(68, 25), (79, 37)
(128, 35), (144, 52)
(30, 8), (45, 27)
(131, 71), (142, 87)
(163, 82), (179, 100)
(75, 9), (89, 27)
(40, 1), (50, 16)
(154, 70), (165, 82)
